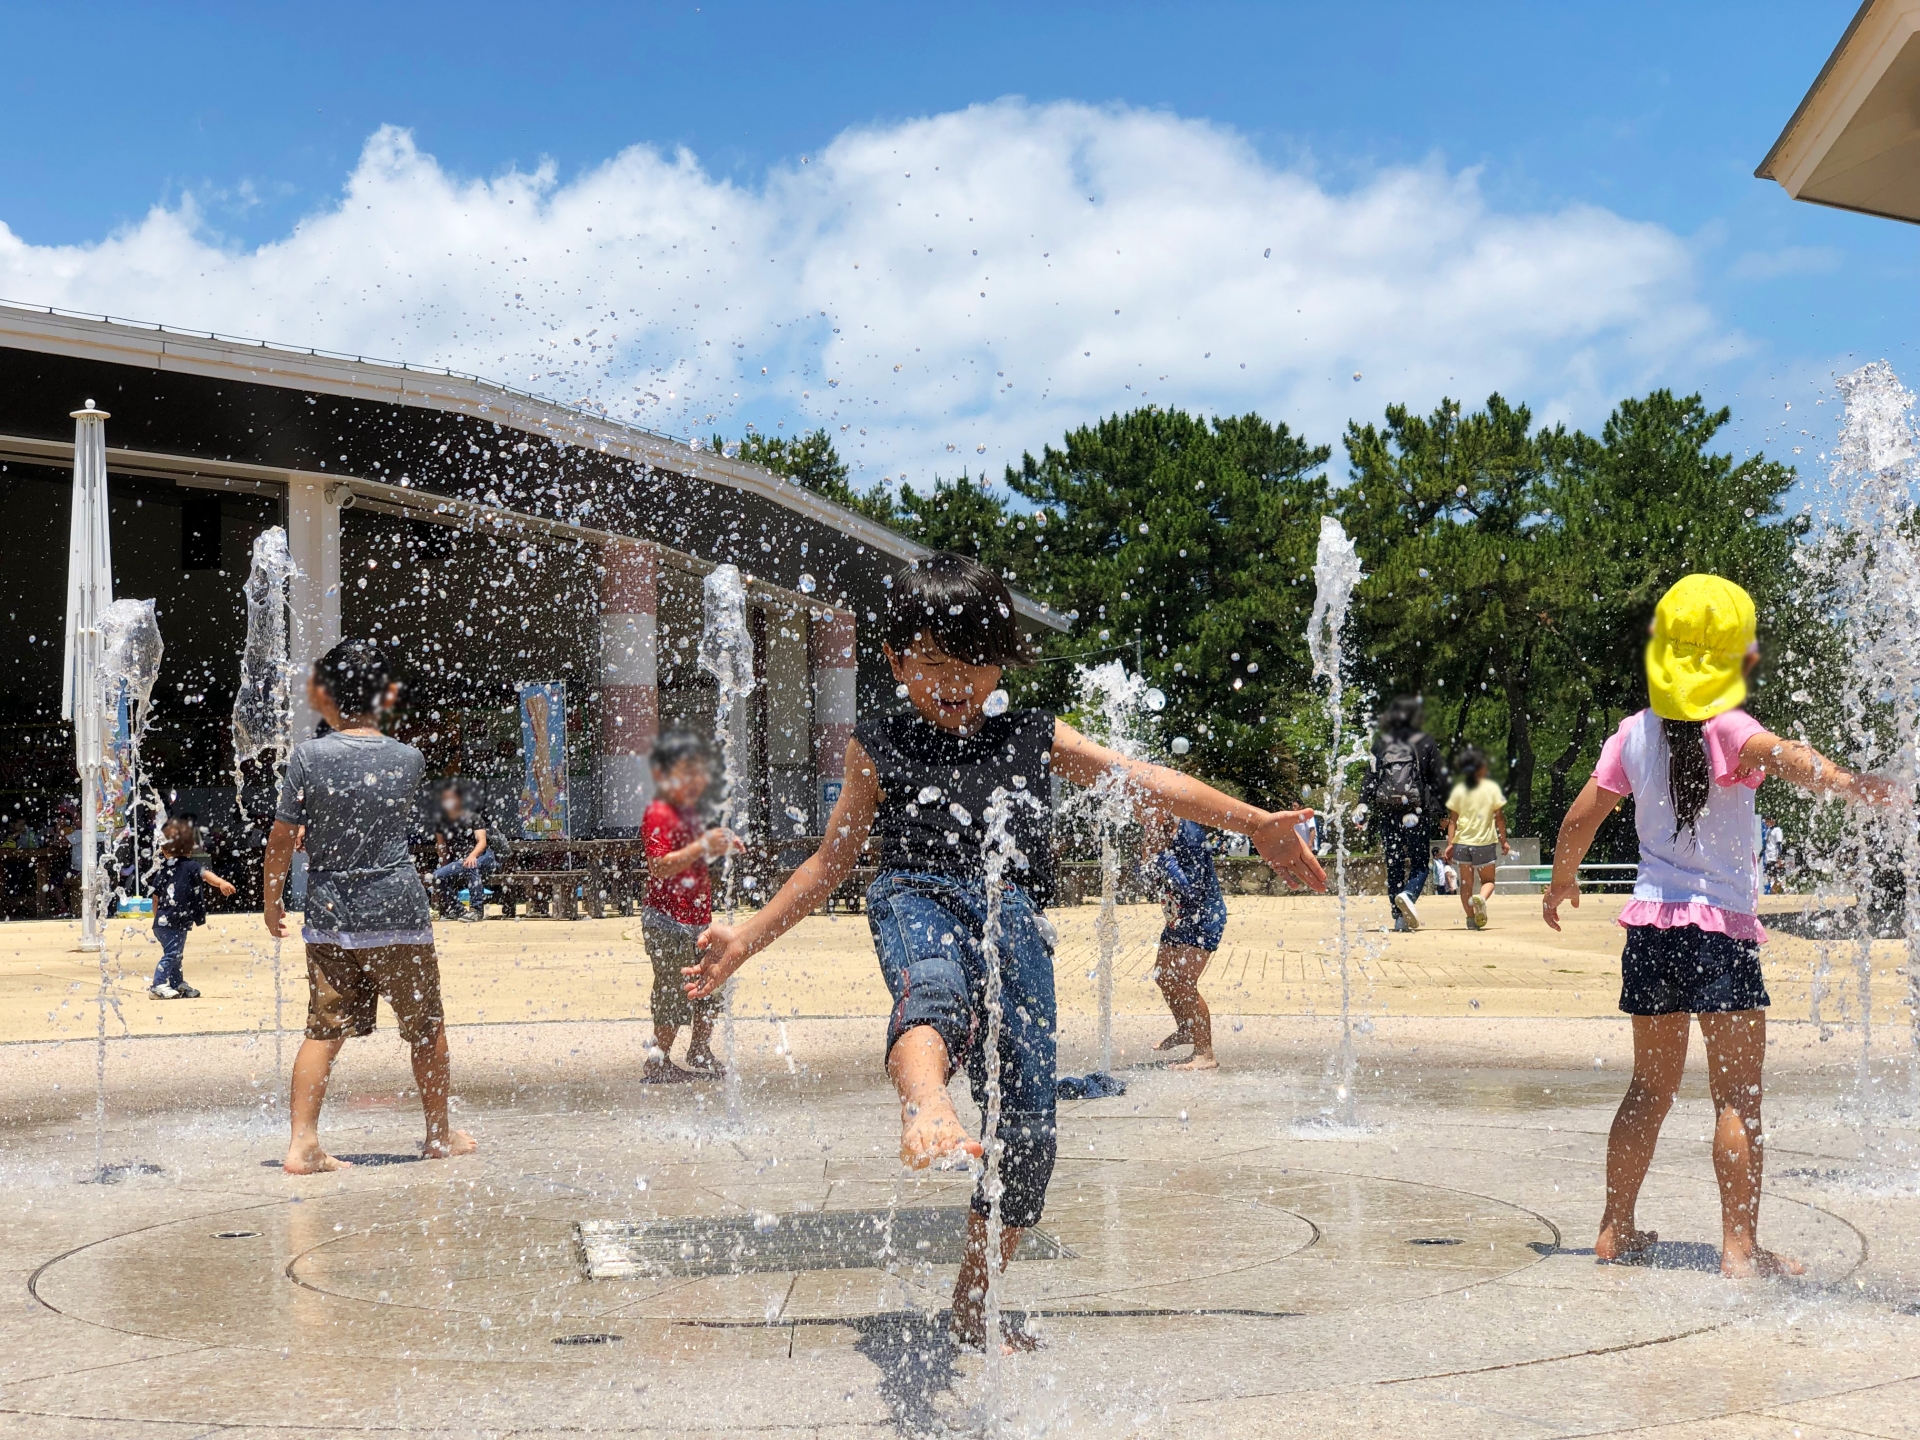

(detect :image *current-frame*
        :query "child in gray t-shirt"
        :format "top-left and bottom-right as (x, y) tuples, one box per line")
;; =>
(263, 639), (476, 1175)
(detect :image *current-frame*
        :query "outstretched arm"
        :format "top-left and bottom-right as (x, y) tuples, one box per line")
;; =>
(1051, 720), (1327, 892)
(684, 739), (880, 997)
(1739, 730), (1894, 802)
(1542, 778), (1625, 932)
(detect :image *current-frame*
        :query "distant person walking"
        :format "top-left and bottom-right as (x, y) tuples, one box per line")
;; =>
(1545, 574), (1889, 1277)
(1762, 814), (1786, 893)
(1443, 747), (1512, 929)
(1362, 696), (1444, 933)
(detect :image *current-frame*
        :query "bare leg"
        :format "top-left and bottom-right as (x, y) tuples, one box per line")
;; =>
(1700, 1009), (1800, 1277)
(410, 1024), (476, 1160)
(642, 1020), (690, 1082)
(284, 1036), (352, 1174)
(1156, 943), (1217, 1070)
(684, 1013), (723, 1074)
(1596, 1014), (1690, 1260)
(950, 1209), (1041, 1352)
(887, 1024), (981, 1168)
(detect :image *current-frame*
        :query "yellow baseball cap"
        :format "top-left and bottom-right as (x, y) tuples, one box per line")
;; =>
(1644, 574), (1757, 722)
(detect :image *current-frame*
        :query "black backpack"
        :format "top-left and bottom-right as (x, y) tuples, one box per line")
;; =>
(1375, 733), (1427, 816)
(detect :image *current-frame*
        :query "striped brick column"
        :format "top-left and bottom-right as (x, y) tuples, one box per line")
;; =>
(598, 540), (659, 833)
(810, 608), (858, 826)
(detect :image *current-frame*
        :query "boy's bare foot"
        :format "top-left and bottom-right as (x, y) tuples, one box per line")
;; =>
(1155, 1027), (1193, 1052)
(283, 1145), (353, 1175)
(683, 1050), (726, 1078)
(948, 1298), (1044, 1353)
(901, 1095), (982, 1169)
(1170, 1053), (1219, 1071)
(642, 1057), (694, 1084)
(1722, 1244), (1804, 1279)
(1594, 1223), (1658, 1262)
(423, 1130), (478, 1160)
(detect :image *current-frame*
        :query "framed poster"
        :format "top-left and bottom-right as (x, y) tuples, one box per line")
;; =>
(518, 681), (570, 838)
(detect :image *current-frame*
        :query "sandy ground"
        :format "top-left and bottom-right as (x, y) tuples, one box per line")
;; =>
(3, 890), (1911, 1047)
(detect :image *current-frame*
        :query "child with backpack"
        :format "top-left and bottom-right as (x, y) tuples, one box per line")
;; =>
(148, 816), (236, 999)
(1545, 574), (1889, 1276)
(685, 552), (1325, 1349)
(1362, 695), (1444, 932)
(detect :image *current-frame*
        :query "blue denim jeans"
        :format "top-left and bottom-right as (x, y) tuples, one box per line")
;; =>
(151, 925), (188, 989)
(1380, 818), (1432, 903)
(866, 869), (1058, 1229)
(432, 851), (499, 907)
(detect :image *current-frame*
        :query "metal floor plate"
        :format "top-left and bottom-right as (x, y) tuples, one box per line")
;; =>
(575, 1206), (1070, 1279)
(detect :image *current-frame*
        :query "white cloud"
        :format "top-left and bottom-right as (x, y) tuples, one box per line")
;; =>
(0, 100), (1727, 487)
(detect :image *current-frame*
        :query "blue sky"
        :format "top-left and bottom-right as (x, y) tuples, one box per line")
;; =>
(0, 0), (1906, 482)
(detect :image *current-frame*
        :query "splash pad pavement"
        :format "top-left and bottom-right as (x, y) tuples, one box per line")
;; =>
(3, 894), (1920, 1438)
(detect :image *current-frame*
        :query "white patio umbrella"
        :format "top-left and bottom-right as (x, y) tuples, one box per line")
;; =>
(61, 402), (112, 952)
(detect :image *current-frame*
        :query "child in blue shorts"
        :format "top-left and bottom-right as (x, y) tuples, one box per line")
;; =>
(1149, 817), (1227, 1070)
(687, 552), (1325, 1349)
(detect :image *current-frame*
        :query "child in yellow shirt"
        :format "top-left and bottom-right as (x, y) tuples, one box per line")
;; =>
(1443, 747), (1512, 929)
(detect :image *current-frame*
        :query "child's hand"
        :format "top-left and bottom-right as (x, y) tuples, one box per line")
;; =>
(212, 878), (237, 897)
(699, 827), (744, 860)
(1541, 877), (1580, 932)
(684, 922), (750, 998)
(1442, 843), (1456, 861)
(263, 901), (289, 939)
(1251, 809), (1327, 892)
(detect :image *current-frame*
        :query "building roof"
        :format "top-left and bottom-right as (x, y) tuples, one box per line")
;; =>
(0, 299), (1069, 631)
(1756, 0), (1920, 224)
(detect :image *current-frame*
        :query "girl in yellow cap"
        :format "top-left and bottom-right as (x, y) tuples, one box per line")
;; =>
(1544, 573), (1891, 1278)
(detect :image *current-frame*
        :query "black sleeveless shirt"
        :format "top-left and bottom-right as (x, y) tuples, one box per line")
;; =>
(853, 708), (1056, 907)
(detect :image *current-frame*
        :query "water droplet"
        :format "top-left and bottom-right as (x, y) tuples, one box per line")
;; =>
(1455, 485), (1468, 497)
(1352, 372), (1362, 381)
(1418, 568), (1430, 578)
(1143, 688), (1166, 712)
(948, 802), (973, 826)
(982, 688), (1010, 717)
(752, 1211), (779, 1233)
(797, 573), (817, 594)
(1245, 662), (1259, 674)
(896, 684), (910, 698)
(1171, 736), (1191, 755)
(918, 786), (943, 804)
(1137, 522), (1149, 534)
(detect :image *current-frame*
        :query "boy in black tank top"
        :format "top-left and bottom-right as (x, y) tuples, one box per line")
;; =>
(686, 552), (1326, 1350)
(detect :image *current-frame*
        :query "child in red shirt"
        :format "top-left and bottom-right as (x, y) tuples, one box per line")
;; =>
(640, 732), (740, 1081)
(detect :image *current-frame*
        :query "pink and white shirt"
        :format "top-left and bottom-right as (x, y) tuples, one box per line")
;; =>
(1592, 707), (1767, 942)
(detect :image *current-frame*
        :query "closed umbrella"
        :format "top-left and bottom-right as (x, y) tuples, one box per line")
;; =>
(61, 402), (112, 952)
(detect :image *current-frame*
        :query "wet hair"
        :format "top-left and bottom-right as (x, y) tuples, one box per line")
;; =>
(312, 638), (397, 717)
(886, 551), (1028, 667)
(650, 730), (710, 774)
(161, 815), (198, 859)
(1664, 718), (1711, 840)
(1379, 695), (1423, 737)
(1454, 745), (1487, 789)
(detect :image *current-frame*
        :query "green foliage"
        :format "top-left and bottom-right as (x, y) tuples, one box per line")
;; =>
(714, 428), (899, 525)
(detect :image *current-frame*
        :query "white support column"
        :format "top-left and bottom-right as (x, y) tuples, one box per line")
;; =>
(765, 606), (813, 835)
(286, 478), (342, 737)
(810, 608), (857, 827)
(598, 540), (659, 832)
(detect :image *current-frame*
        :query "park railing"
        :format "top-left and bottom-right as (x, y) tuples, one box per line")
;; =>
(1496, 862), (1638, 892)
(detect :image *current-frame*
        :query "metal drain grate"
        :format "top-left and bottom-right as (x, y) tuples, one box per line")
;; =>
(575, 1206), (1070, 1280)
